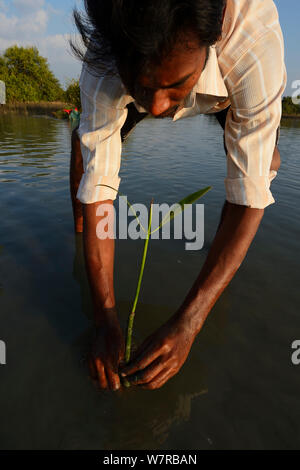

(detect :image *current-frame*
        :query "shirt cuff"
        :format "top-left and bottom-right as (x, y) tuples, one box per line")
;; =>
(76, 174), (121, 203)
(224, 170), (278, 209)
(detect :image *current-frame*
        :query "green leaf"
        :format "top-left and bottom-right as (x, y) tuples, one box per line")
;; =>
(152, 186), (212, 233)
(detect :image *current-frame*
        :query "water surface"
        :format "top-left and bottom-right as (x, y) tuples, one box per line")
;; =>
(0, 113), (299, 450)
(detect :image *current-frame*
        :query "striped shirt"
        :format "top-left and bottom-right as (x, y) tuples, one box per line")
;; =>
(77, 0), (287, 209)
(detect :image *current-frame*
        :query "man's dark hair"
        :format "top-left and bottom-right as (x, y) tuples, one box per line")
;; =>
(71, 0), (226, 81)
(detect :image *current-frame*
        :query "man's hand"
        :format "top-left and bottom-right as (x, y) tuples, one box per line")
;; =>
(88, 308), (125, 391)
(119, 315), (195, 390)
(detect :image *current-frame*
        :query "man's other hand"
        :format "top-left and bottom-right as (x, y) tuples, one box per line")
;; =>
(119, 315), (195, 390)
(88, 308), (125, 391)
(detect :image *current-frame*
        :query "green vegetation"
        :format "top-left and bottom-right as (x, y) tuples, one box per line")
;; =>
(65, 79), (81, 111)
(0, 46), (64, 103)
(282, 96), (300, 116)
(0, 45), (82, 115)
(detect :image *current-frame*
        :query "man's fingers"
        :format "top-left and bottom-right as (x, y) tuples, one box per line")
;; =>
(108, 343), (125, 375)
(118, 335), (154, 374)
(120, 344), (162, 377)
(91, 356), (121, 391)
(127, 357), (164, 385)
(141, 368), (173, 390)
(95, 358), (108, 389)
(106, 368), (121, 391)
(119, 345), (125, 365)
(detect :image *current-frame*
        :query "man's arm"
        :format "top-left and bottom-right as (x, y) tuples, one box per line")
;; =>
(83, 201), (125, 391)
(119, 202), (264, 389)
(83, 201), (116, 316)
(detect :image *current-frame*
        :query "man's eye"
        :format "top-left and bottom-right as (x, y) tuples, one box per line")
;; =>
(172, 81), (186, 89)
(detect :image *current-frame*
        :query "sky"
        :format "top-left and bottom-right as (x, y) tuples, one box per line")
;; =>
(0, 0), (299, 94)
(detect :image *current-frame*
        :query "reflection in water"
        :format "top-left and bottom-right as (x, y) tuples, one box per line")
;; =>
(0, 114), (66, 186)
(281, 118), (300, 128)
(149, 390), (209, 446)
(0, 114), (300, 449)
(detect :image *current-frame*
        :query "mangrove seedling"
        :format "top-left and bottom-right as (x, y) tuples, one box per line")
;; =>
(96, 183), (211, 388)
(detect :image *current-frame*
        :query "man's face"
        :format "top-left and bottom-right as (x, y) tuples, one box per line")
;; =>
(130, 32), (208, 118)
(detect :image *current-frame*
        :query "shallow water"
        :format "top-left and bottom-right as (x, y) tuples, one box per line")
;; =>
(0, 113), (299, 450)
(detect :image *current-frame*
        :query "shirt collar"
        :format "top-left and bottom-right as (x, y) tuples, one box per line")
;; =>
(183, 45), (228, 109)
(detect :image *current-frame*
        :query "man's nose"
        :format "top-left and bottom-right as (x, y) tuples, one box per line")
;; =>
(148, 89), (171, 116)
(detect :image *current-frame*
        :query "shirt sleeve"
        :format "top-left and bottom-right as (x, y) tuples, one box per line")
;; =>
(76, 67), (128, 203)
(224, 27), (287, 209)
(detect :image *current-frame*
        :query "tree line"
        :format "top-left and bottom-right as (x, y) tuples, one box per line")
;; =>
(282, 96), (300, 116)
(0, 45), (80, 109)
(0, 45), (299, 116)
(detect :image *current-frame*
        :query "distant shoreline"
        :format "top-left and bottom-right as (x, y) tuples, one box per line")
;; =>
(1, 103), (300, 121)
(0, 102), (73, 116)
(281, 114), (300, 120)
